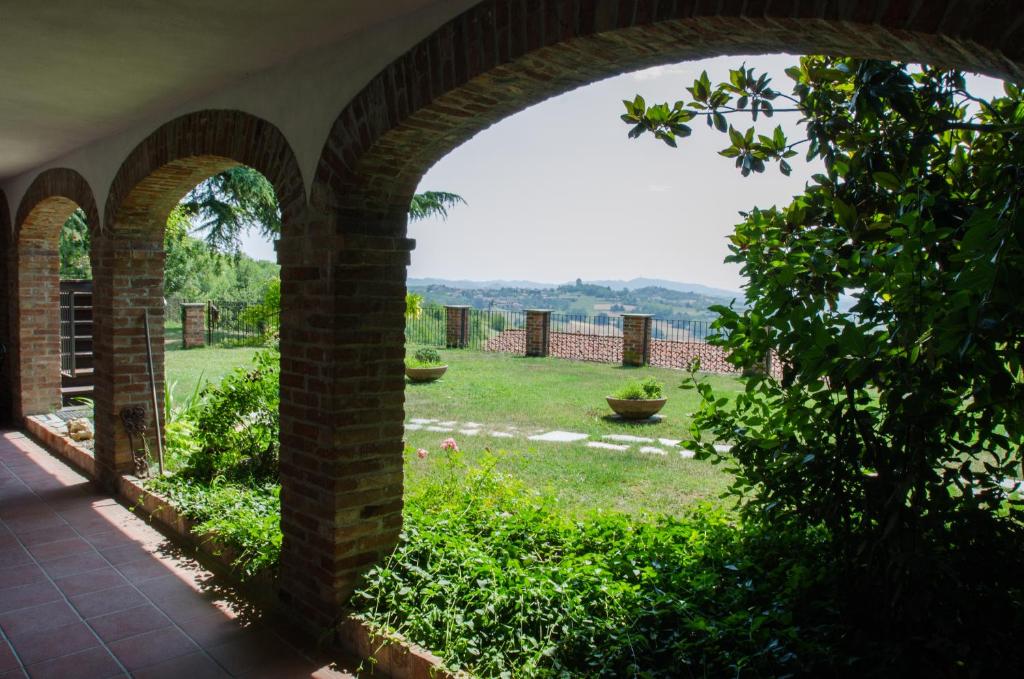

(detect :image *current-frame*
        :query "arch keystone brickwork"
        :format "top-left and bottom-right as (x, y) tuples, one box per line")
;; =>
(11, 169), (99, 420)
(286, 0), (1024, 630)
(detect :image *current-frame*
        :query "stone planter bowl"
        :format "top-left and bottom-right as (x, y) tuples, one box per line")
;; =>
(606, 396), (667, 420)
(405, 365), (448, 383)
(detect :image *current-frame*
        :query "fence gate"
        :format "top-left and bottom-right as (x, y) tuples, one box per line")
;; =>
(59, 279), (94, 404)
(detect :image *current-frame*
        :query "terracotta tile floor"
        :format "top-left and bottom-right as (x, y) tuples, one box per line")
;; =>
(0, 431), (361, 679)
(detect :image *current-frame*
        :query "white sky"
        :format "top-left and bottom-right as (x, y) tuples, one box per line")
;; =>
(241, 54), (1005, 292)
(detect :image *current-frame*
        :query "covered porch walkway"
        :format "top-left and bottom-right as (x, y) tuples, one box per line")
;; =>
(0, 431), (358, 679)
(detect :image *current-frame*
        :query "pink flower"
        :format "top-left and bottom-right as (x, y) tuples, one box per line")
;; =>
(441, 437), (459, 452)
(416, 448), (429, 459)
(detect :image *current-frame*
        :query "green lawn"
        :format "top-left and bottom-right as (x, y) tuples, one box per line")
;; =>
(164, 340), (262, 407)
(164, 340), (742, 517)
(404, 349), (742, 517)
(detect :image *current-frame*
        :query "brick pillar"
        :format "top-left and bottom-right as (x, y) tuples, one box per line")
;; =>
(622, 314), (652, 367)
(0, 220), (12, 425)
(276, 209), (412, 630)
(525, 309), (551, 357)
(180, 303), (206, 349)
(91, 236), (165, 484)
(11, 245), (62, 417)
(445, 305), (469, 348)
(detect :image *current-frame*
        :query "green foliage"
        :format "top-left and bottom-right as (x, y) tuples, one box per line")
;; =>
(180, 166), (281, 253)
(164, 205), (279, 302)
(147, 476), (280, 578)
(613, 376), (664, 400)
(405, 292), (424, 319)
(59, 209), (91, 279)
(355, 454), (845, 677)
(408, 191), (466, 222)
(631, 57), (1024, 664)
(236, 277), (280, 342)
(406, 347), (443, 368)
(170, 350), (280, 485)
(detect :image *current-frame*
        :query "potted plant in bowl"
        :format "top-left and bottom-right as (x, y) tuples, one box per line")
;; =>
(606, 376), (667, 420)
(405, 348), (448, 382)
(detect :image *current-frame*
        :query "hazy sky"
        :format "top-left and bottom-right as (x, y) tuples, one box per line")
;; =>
(240, 54), (1004, 293)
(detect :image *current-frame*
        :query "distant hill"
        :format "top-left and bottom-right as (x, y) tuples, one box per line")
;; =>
(409, 277), (740, 297)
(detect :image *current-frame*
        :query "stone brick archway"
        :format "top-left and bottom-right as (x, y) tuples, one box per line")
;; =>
(11, 168), (100, 420)
(96, 110), (304, 482)
(287, 0), (1024, 627)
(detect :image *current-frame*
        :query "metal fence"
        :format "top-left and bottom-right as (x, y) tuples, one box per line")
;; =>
(470, 308), (526, 352)
(166, 298), (276, 346)
(207, 300), (277, 345)
(549, 313), (624, 363)
(405, 304), (447, 347)
(60, 289), (76, 375)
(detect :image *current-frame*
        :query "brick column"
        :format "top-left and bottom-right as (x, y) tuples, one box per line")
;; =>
(91, 236), (165, 484)
(445, 305), (469, 348)
(0, 217), (12, 425)
(11, 245), (62, 417)
(525, 309), (551, 357)
(622, 314), (652, 367)
(276, 209), (412, 630)
(180, 303), (206, 349)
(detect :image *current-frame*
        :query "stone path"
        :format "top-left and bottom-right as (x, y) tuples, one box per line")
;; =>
(405, 418), (732, 458)
(0, 430), (360, 679)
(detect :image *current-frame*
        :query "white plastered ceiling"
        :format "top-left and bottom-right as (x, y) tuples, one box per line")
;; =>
(0, 0), (480, 225)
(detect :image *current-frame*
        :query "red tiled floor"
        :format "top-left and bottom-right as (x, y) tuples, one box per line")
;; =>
(87, 604), (172, 643)
(8, 621), (100, 665)
(0, 581), (61, 614)
(0, 642), (19, 673)
(0, 432), (360, 678)
(22, 646), (124, 679)
(26, 536), (95, 562)
(69, 584), (149, 619)
(0, 600), (81, 639)
(107, 626), (198, 671)
(53, 566), (128, 597)
(130, 651), (229, 679)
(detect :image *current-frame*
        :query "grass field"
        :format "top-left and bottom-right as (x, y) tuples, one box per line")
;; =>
(164, 339), (742, 517)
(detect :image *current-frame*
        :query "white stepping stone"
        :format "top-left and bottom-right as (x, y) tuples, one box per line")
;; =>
(587, 441), (629, 451)
(714, 444), (732, 453)
(490, 432), (514, 438)
(679, 449), (696, 459)
(528, 431), (589, 443)
(404, 423), (423, 431)
(409, 418), (435, 425)
(639, 446), (667, 456)
(459, 429), (481, 436)
(463, 422), (483, 428)
(437, 420), (457, 427)
(603, 434), (655, 443)
(426, 426), (454, 432)
(659, 438), (681, 447)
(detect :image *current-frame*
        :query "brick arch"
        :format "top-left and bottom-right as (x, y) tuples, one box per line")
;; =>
(94, 110), (304, 482)
(10, 169), (100, 419)
(279, 0), (1024, 629)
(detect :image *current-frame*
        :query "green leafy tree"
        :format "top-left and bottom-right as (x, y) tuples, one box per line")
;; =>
(59, 209), (91, 279)
(627, 58), (1024, 669)
(182, 167), (465, 252)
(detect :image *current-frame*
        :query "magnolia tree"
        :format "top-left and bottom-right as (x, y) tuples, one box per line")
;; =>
(625, 56), (1024, 651)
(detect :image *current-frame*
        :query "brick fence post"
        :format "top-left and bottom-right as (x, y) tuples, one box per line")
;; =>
(622, 314), (652, 367)
(180, 304), (206, 349)
(445, 305), (469, 348)
(525, 309), (551, 357)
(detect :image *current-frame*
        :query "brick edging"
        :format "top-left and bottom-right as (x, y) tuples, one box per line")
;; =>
(25, 425), (458, 679)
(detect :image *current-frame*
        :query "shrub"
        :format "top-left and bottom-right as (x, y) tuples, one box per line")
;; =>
(406, 347), (444, 368)
(613, 376), (664, 400)
(171, 349), (280, 485)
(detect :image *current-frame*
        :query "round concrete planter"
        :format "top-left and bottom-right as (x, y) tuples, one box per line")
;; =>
(405, 365), (448, 383)
(606, 396), (667, 420)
